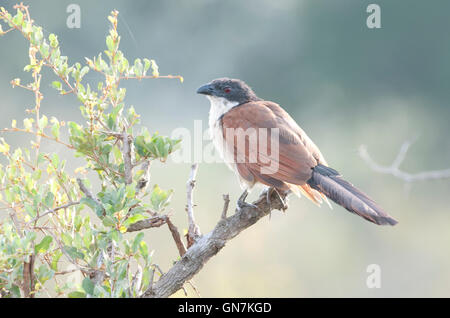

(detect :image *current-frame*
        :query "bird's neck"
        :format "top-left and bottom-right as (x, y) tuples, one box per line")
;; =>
(207, 96), (239, 127)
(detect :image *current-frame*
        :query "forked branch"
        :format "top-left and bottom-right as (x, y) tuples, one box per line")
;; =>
(142, 189), (286, 298)
(359, 140), (450, 182)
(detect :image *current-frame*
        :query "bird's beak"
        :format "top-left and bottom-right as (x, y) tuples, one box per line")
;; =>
(196, 84), (214, 96)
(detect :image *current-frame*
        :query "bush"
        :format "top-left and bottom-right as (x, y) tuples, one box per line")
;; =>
(0, 4), (183, 298)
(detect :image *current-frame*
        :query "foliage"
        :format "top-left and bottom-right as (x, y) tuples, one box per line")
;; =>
(0, 4), (182, 297)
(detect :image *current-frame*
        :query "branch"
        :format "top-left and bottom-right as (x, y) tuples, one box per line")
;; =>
(126, 215), (167, 232)
(122, 130), (133, 185)
(141, 189), (286, 298)
(0, 128), (74, 149)
(166, 217), (187, 257)
(185, 164), (201, 247)
(28, 201), (80, 224)
(77, 178), (106, 216)
(359, 140), (450, 182)
(221, 194), (230, 220)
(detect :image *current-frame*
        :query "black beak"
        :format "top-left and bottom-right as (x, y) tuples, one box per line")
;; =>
(196, 84), (214, 96)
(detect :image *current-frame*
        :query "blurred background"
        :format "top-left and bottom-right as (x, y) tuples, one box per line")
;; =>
(1, 0), (450, 297)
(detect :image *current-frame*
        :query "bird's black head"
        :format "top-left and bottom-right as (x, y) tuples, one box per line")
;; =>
(196, 78), (260, 105)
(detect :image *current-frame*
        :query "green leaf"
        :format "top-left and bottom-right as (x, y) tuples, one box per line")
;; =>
(63, 246), (85, 260)
(39, 42), (50, 59)
(23, 118), (33, 131)
(61, 232), (72, 245)
(52, 81), (62, 90)
(123, 214), (146, 228)
(150, 185), (173, 212)
(132, 232), (144, 253)
(51, 251), (62, 271)
(68, 291), (86, 298)
(102, 216), (116, 227)
(12, 9), (24, 26)
(106, 35), (114, 52)
(133, 58), (143, 77)
(150, 59), (159, 77)
(39, 115), (48, 129)
(49, 33), (58, 48)
(82, 277), (95, 295)
(36, 265), (54, 284)
(125, 184), (135, 199)
(80, 66), (89, 78)
(44, 191), (54, 208)
(35, 236), (53, 254)
(139, 240), (149, 260)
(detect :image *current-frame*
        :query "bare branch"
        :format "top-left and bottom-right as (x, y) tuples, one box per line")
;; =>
(185, 164), (201, 247)
(142, 189), (287, 298)
(221, 194), (230, 220)
(126, 215), (167, 232)
(359, 140), (450, 182)
(166, 217), (187, 257)
(122, 130), (133, 185)
(28, 201), (80, 224)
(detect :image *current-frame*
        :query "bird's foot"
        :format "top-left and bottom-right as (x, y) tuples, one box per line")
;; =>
(237, 189), (260, 211)
(265, 187), (288, 211)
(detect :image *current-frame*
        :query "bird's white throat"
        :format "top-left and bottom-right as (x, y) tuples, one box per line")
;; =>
(206, 96), (247, 187)
(207, 96), (239, 127)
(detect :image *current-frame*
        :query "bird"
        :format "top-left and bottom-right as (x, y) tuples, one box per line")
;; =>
(196, 78), (398, 226)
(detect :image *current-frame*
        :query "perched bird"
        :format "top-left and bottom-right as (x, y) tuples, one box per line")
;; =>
(197, 78), (397, 226)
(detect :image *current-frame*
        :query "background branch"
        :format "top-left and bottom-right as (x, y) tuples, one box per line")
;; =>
(359, 140), (450, 182)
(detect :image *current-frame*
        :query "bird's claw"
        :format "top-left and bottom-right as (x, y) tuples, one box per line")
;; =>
(237, 190), (260, 211)
(265, 187), (288, 211)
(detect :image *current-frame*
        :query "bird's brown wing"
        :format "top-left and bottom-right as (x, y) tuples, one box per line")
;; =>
(221, 101), (325, 187)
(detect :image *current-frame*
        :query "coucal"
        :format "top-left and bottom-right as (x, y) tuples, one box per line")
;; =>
(197, 78), (397, 226)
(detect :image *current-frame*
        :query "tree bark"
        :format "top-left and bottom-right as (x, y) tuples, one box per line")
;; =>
(142, 190), (286, 298)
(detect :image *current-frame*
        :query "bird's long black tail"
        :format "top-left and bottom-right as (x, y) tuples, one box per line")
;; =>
(307, 164), (397, 226)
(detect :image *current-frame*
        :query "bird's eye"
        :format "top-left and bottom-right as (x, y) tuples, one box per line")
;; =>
(224, 87), (231, 93)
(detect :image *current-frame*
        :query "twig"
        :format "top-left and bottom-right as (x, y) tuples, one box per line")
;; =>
(122, 130), (133, 185)
(221, 194), (230, 220)
(77, 178), (106, 216)
(126, 215), (167, 232)
(187, 280), (201, 298)
(0, 128), (74, 149)
(130, 265), (143, 297)
(27, 201), (80, 224)
(185, 164), (201, 248)
(359, 140), (450, 182)
(166, 217), (187, 257)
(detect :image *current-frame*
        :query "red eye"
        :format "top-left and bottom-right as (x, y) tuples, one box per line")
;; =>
(224, 87), (231, 93)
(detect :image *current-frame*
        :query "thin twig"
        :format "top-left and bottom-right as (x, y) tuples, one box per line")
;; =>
(0, 128), (74, 149)
(221, 194), (230, 220)
(187, 280), (201, 298)
(122, 130), (133, 185)
(27, 201), (80, 224)
(77, 178), (106, 216)
(359, 140), (450, 182)
(165, 217), (187, 257)
(185, 164), (201, 247)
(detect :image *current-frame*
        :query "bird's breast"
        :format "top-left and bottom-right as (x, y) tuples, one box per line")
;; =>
(208, 99), (253, 189)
